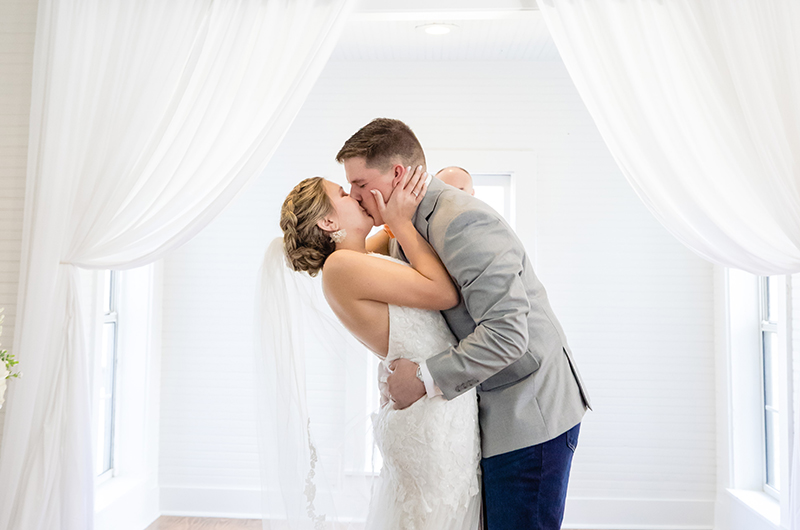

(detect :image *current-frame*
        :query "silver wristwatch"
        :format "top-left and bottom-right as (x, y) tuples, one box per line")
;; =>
(416, 364), (424, 383)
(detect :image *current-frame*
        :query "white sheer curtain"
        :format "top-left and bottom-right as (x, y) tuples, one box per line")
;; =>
(538, 0), (800, 276)
(537, 1), (800, 527)
(0, 0), (353, 528)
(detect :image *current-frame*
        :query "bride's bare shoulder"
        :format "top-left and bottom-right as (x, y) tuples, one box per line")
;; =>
(322, 250), (369, 282)
(324, 248), (366, 267)
(322, 250), (396, 287)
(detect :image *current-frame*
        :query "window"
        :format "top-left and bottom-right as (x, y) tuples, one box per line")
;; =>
(96, 270), (119, 479)
(473, 173), (515, 228)
(759, 276), (780, 496)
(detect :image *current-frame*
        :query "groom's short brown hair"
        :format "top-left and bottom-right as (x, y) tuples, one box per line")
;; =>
(336, 118), (426, 170)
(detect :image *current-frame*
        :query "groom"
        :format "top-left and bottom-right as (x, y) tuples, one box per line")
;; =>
(337, 118), (590, 530)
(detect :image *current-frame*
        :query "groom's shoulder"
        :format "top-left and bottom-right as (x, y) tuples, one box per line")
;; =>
(427, 188), (524, 256)
(433, 187), (506, 230)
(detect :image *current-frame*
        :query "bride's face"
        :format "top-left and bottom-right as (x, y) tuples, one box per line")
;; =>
(319, 179), (374, 236)
(343, 156), (399, 226)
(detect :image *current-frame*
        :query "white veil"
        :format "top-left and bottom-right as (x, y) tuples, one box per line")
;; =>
(255, 238), (379, 529)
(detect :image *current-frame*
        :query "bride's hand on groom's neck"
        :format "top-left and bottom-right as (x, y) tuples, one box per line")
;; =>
(371, 165), (427, 231)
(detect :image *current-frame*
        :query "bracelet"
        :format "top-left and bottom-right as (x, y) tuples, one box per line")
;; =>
(383, 224), (395, 239)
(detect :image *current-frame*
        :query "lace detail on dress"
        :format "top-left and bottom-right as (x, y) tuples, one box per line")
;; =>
(366, 253), (481, 530)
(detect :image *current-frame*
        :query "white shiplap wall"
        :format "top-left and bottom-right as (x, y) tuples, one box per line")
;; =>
(159, 59), (716, 526)
(0, 0), (37, 449)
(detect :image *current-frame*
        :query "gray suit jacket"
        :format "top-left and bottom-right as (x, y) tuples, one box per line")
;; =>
(392, 178), (590, 457)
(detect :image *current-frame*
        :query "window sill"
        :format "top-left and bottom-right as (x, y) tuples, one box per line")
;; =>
(726, 488), (780, 526)
(95, 475), (148, 512)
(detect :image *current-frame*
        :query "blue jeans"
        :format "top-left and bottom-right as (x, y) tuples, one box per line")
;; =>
(481, 423), (580, 530)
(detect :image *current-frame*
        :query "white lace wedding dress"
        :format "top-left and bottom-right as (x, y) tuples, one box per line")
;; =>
(366, 256), (482, 530)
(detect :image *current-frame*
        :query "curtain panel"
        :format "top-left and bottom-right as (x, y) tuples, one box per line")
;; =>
(0, 1), (353, 528)
(538, 0), (800, 276)
(537, 1), (800, 528)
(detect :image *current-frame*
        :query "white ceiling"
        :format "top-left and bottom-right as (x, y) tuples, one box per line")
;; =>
(329, 0), (560, 61)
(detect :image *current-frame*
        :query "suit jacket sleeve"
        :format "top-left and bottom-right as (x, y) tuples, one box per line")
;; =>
(425, 209), (531, 400)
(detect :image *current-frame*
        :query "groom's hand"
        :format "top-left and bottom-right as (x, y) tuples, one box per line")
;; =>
(387, 358), (425, 410)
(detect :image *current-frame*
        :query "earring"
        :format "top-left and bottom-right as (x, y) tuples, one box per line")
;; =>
(330, 229), (346, 243)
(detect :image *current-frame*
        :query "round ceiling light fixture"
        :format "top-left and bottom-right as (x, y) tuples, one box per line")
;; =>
(416, 23), (458, 36)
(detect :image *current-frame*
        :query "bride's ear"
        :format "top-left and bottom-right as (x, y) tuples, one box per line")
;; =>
(317, 216), (338, 233)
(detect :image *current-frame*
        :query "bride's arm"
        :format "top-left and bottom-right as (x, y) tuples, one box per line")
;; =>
(323, 167), (458, 311)
(365, 228), (389, 255)
(324, 248), (457, 311)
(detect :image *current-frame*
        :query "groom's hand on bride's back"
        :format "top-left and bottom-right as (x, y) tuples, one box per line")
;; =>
(387, 358), (426, 410)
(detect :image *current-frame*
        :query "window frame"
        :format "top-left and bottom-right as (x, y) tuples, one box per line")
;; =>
(96, 270), (120, 483)
(757, 276), (782, 499)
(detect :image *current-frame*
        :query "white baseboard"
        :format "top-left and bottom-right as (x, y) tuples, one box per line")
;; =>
(161, 486), (714, 529)
(562, 497), (714, 529)
(160, 486), (263, 519)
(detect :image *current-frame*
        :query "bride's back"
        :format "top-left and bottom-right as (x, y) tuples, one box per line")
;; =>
(321, 251), (391, 357)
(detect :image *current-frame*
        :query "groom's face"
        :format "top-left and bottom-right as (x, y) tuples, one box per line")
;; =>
(343, 156), (401, 226)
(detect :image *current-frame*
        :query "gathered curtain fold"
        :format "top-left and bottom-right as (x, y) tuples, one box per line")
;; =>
(0, 0), (354, 528)
(537, 1), (800, 528)
(538, 0), (800, 276)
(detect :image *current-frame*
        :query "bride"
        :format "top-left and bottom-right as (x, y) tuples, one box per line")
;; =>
(278, 167), (481, 530)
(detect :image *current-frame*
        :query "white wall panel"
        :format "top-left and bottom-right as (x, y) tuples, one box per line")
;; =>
(0, 0), (37, 449)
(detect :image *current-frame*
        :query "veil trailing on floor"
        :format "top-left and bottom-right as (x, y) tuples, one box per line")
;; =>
(254, 238), (380, 529)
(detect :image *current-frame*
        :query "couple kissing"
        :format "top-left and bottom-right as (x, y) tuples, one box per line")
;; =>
(273, 117), (591, 530)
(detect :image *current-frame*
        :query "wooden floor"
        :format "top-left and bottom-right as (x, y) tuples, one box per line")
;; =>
(145, 517), (262, 530)
(145, 516), (604, 530)
(145, 518), (364, 530)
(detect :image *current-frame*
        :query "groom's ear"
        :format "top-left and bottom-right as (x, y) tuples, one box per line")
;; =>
(390, 164), (405, 188)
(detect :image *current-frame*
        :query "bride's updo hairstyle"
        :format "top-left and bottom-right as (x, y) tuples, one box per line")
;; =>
(280, 177), (336, 277)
